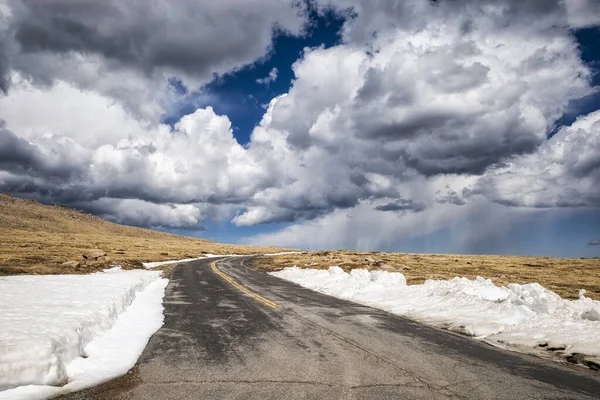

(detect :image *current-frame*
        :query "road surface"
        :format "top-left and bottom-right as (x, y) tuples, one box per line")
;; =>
(64, 257), (600, 399)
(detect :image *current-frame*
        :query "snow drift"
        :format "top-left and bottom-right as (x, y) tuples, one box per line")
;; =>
(0, 269), (167, 399)
(142, 252), (302, 269)
(271, 267), (600, 367)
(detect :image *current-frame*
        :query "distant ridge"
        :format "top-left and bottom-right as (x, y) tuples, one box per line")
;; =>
(0, 193), (197, 239)
(0, 193), (283, 275)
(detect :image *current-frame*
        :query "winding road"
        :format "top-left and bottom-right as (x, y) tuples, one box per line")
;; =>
(64, 257), (600, 399)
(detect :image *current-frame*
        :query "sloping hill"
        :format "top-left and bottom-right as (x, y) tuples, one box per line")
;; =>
(0, 193), (200, 238)
(0, 193), (282, 275)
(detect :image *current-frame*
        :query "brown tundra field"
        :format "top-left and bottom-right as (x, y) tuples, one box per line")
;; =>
(1, 193), (599, 300)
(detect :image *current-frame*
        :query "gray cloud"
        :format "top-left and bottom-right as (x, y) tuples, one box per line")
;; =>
(426, 61), (490, 94)
(436, 189), (467, 206)
(374, 199), (427, 213)
(318, 0), (598, 45)
(11, 1), (301, 75)
(346, 52), (555, 177)
(74, 198), (206, 229)
(0, 120), (87, 180)
(11, 0), (303, 72)
(473, 110), (600, 209)
(256, 67), (279, 86)
(0, 122), (39, 170)
(0, 0), (307, 116)
(0, 38), (9, 93)
(0, 103), (271, 227)
(589, 240), (600, 246)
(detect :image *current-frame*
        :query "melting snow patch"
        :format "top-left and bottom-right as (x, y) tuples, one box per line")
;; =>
(0, 270), (167, 399)
(142, 253), (246, 269)
(263, 251), (304, 256)
(142, 252), (300, 269)
(270, 267), (600, 367)
(143, 257), (206, 269)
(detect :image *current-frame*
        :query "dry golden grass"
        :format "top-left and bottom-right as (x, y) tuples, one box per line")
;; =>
(0, 193), (283, 275)
(253, 250), (600, 300)
(4, 193), (599, 300)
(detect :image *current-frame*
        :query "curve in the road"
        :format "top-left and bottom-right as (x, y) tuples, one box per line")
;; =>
(211, 260), (281, 309)
(62, 256), (600, 400)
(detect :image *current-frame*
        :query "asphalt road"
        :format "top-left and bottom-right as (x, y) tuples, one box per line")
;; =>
(64, 257), (600, 399)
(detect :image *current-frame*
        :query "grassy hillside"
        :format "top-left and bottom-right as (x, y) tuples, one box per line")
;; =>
(3, 193), (598, 300)
(254, 250), (600, 300)
(0, 193), (283, 275)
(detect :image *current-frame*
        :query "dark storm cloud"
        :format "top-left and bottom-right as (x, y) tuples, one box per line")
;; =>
(426, 62), (490, 93)
(0, 120), (86, 180)
(74, 198), (204, 229)
(0, 38), (10, 93)
(1, 0), (307, 92)
(0, 122), (39, 170)
(493, 196), (589, 209)
(358, 111), (460, 141)
(570, 156), (600, 179)
(0, 172), (208, 229)
(436, 189), (467, 206)
(471, 175), (598, 209)
(356, 67), (416, 106)
(374, 198), (427, 213)
(318, 0), (572, 46)
(470, 109), (600, 210)
(403, 119), (540, 176)
(348, 61), (544, 177)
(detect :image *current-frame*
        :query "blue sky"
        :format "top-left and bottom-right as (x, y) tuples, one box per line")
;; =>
(162, 8), (345, 145)
(162, 18), (600, 147)
(553, 27), (600, 133)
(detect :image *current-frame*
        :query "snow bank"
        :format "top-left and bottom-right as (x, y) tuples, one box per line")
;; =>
(142, 253), (242, 269)
(143, 251), (302, 269)
(271, 267), (600, 366)
(0, 270), (167, 399)
(143, 256), (207, 269)
(263, 251), (304, 256)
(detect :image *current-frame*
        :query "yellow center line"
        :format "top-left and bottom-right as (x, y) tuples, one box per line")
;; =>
(211, 259), (282, 309)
